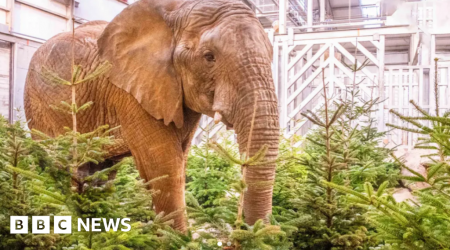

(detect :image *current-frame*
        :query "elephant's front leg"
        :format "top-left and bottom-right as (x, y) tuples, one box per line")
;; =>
(116, 100), (187, 231)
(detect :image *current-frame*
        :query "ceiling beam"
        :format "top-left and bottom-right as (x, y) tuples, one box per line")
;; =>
(330, 4), (377, 11)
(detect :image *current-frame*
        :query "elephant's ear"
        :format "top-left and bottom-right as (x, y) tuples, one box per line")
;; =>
(98, 0), (183, 128)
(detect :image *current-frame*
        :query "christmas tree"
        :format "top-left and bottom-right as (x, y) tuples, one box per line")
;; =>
(275, 69), (398, 249)
(328, 58), (450, 250)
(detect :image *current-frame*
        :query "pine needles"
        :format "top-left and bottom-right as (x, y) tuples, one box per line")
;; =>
(276, 61), (398, 249)
(327, 58), (450, 250)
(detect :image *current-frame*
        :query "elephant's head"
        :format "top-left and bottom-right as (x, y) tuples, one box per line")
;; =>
(98, 0), (279, 224)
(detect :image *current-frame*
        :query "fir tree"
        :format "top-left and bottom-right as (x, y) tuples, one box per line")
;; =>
(0, 114), (64, 249)
(271, 134), (306, 211)
(187, 125), (240, 207)
(3, 22), (167, 249)
(327, 58), (450, 250)
(187, 94), (292, 250)
(276, 69), (398, 249)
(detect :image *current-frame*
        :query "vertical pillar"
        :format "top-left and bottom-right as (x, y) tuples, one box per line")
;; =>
(68, 0), (75, 31)
(306, 47), (313, 110)
(6, 0), (14, 32)
(422, 0), (427, 28)
(279, 41), (289, 131)
(377, 35), (385, 132)
(431, 34), (436, 66)
(420, 33), (431, 66)
(328, 44), (334, 96)
(307, 47), (313, 79)
(273, 42), (279, 97)
(348, 0), (351, 21)
(307, 0), (313, 31)
(430, 34), (436, 115)
(8, 42), (14, 122)
(288, 54), (296, 132)
(320, 0), (325, 22)
(279, 0), (287, 34)
(11, 42), (17, 121)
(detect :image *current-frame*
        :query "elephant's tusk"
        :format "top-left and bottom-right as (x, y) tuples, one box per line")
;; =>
(214, 112), (222, 124)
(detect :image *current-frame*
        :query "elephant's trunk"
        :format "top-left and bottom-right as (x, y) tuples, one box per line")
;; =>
(233, 78), (279, 225)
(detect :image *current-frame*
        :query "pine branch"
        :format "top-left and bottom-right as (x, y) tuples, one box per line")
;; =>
(36, 66), (71, 86)
(75, 61), (112, 85)
(6, 165), (45, 182)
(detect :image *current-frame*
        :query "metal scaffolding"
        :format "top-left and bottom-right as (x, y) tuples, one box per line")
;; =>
(194, 0), (450, 150)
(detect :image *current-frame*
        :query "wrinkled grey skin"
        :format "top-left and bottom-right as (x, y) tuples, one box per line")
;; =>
(25, 0), (279, 231)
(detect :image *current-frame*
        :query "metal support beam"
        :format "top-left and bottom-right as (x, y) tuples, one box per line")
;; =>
(326, 0), (333, 19)
(377, 35), (385, 132)
(430, 34), (436, 115)
(280, 41), (288, 129)
(8, 41), (14, 122)
(409, 32), (420, 65)
(69, 0), (75, 32)
(6, 0), (13, 32)
(307, 0), (313, 31)
(279, 0), (287, 34)
(331, 4), (377, 11)
(328, 44), (334, 95)
(320, 0), (325, 22)
(275, 25), (415, 43)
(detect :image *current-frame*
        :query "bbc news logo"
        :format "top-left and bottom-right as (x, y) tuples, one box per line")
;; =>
(10, 216), (131, 234)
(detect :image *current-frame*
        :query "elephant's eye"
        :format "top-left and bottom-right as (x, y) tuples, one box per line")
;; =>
(204, 51), (215, 62)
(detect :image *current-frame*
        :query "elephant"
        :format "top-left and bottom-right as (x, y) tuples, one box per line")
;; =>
(24, 0), (279, 231)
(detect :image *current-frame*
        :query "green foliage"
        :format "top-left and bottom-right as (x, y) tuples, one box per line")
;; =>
(325, 179), (450, 250)
(0, 42), (168, 249)
(0, 115), (65, 250)
(1, 33), (447, 250)
(0, 72), (404, 250)
(230, 219), (287, 250)
(272, 134), (306, 210)
(274, 84), (399, 249)
(331, 59), (450, 250)
(0, 113), (190, 250)
(184, 120), (294, 249)
(187, 127), (240, 207)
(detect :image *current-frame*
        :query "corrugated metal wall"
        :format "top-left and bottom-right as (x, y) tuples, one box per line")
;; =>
(0, 40), (10, 119)
(0, 0), (132, 121)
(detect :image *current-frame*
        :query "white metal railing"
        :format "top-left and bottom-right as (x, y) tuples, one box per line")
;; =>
(384, 65), (450, 148)
(276, 35), (385, 135)
(193, 0), (448, 148)
(271, 26), (450, 149)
